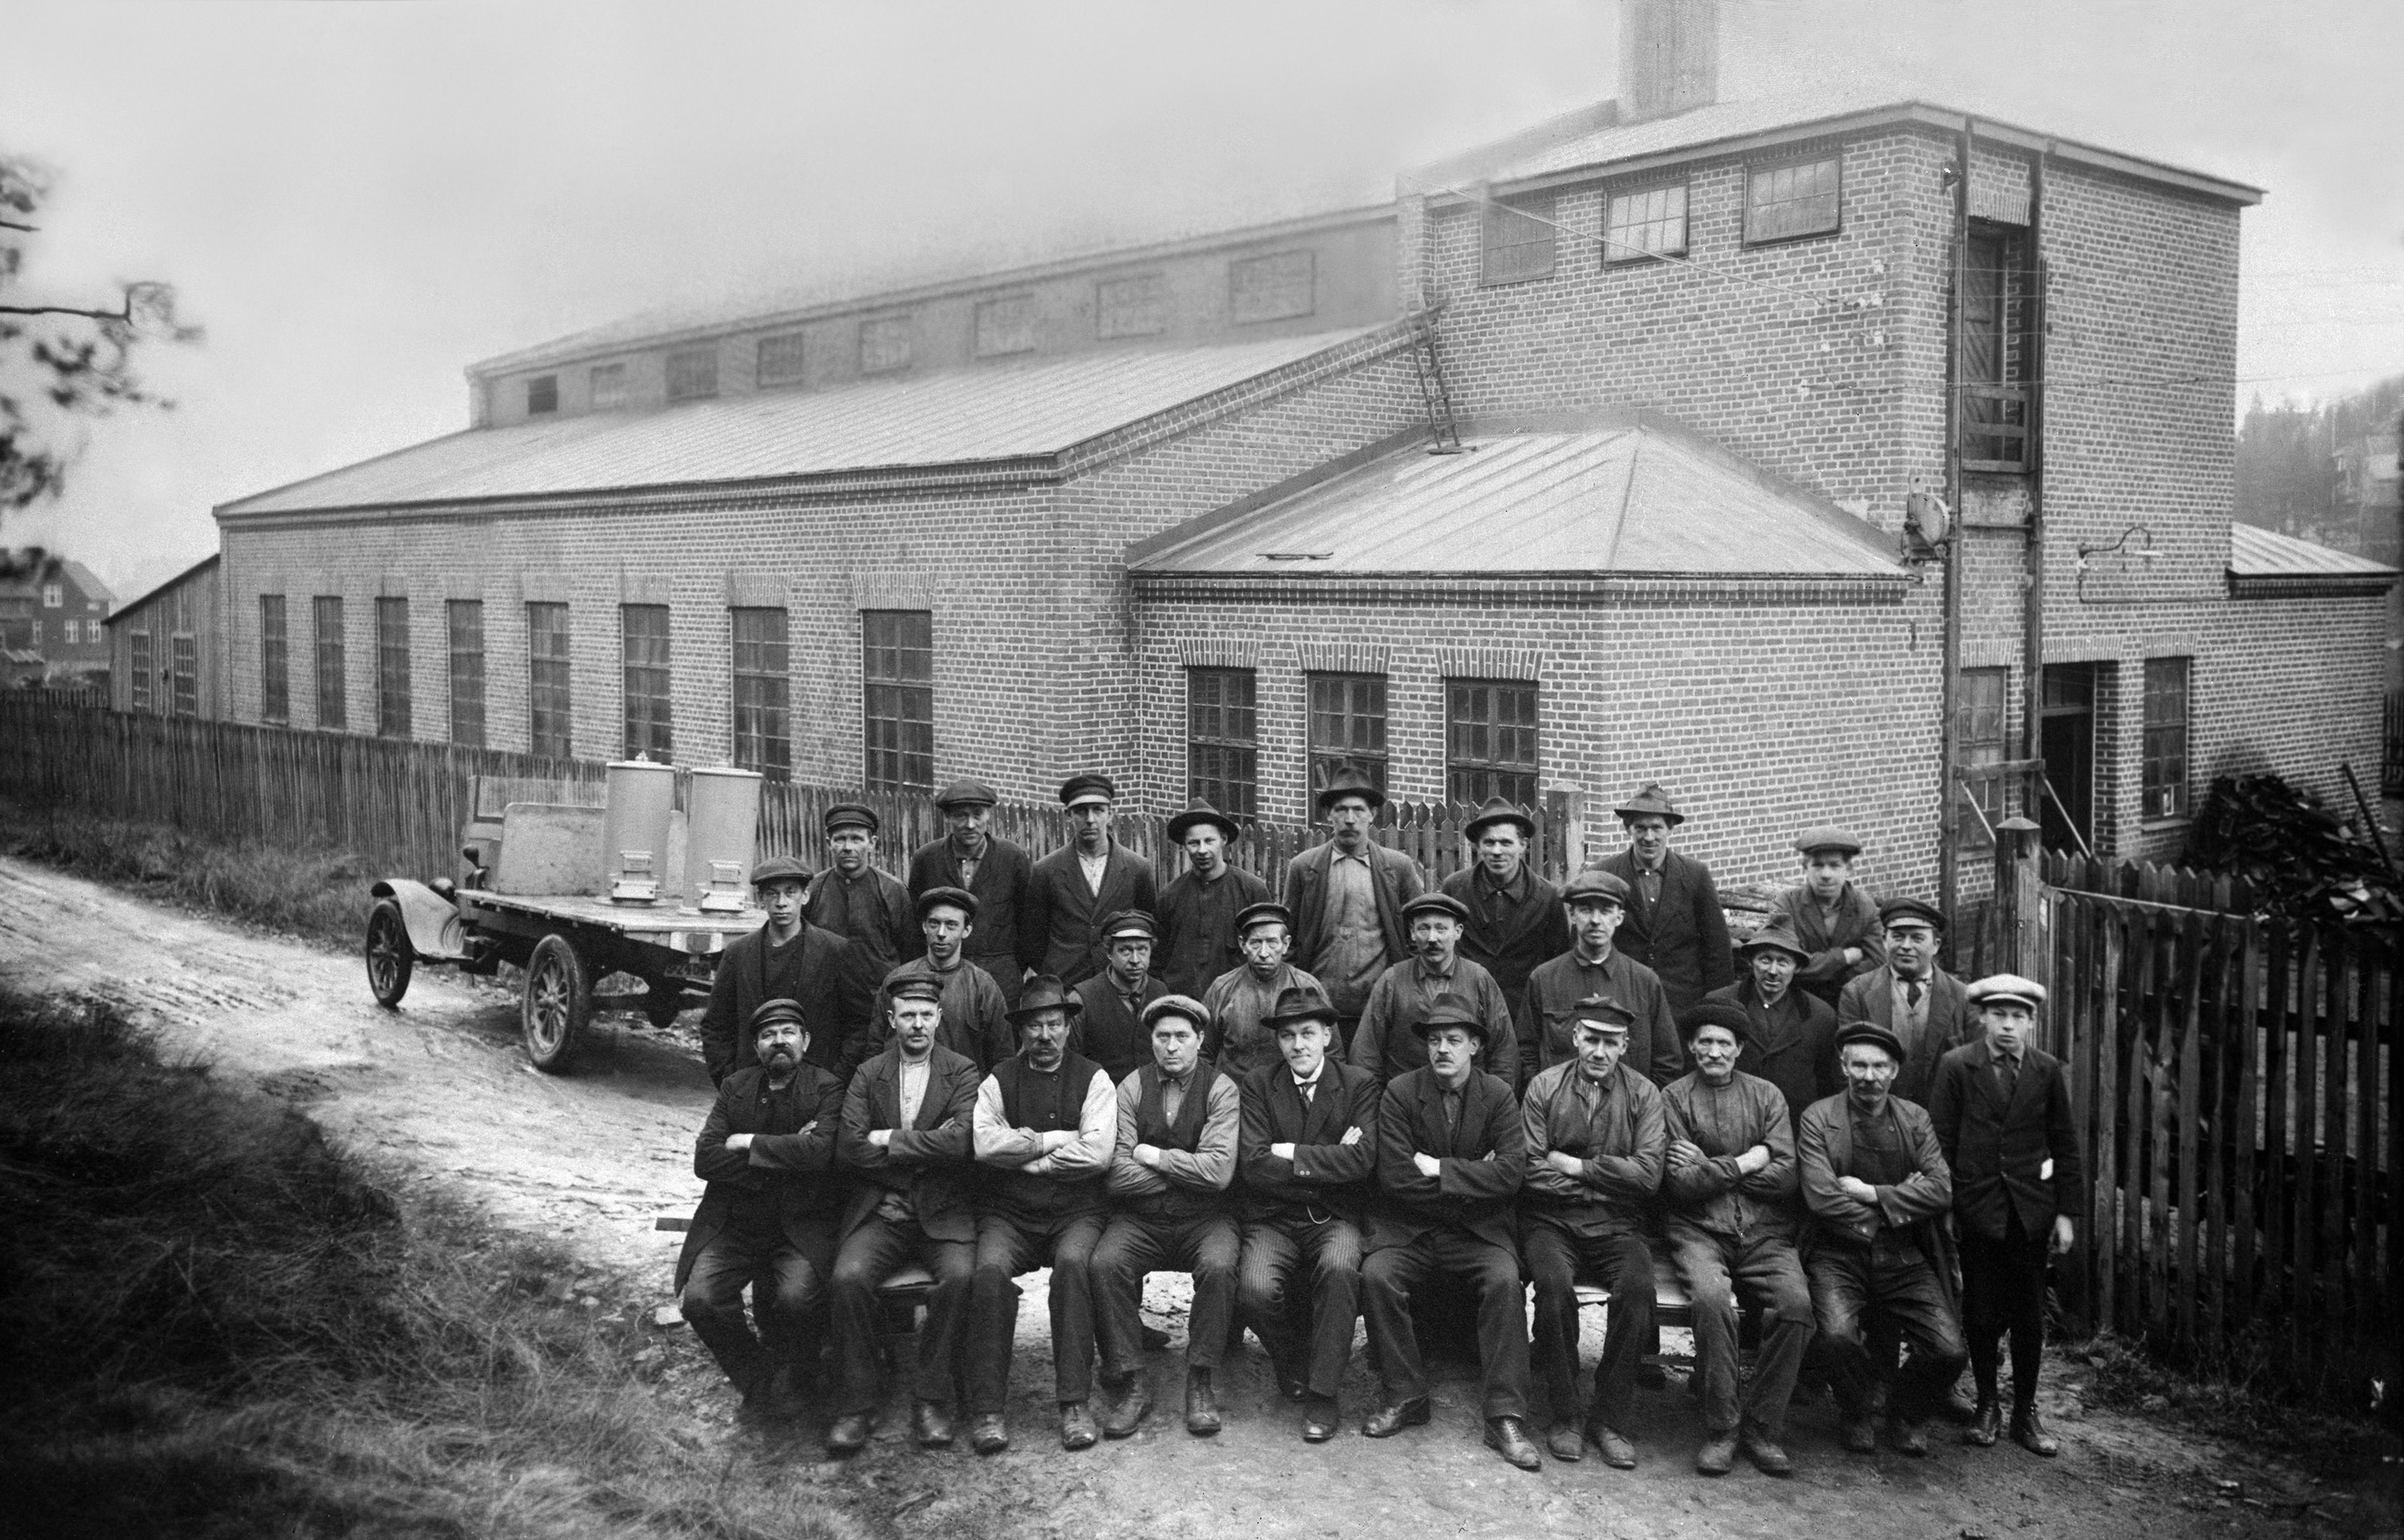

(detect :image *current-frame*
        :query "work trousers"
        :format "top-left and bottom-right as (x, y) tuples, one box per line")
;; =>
(1960, 1215), (2050, 1409)
(968, 1210), (1104, 1412)
(1361, 1228), (1531, 1421)
(1523, 1220), (1654, 1433)
(828, 1215), (974, 1415)
(1237, 1212), (1366, 1399)
(681, 1220), (832, 1398)
(1809, 1234), (1967, 1424)
(1665, 1221), (1814, 1438)
(1093, 1208), (1240, 1377)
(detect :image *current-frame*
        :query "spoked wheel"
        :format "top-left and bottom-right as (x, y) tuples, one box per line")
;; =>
(521, 932), (592, 1073)
(365, 899), (413, 1009)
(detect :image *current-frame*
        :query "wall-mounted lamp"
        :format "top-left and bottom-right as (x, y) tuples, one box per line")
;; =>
(2074, 523), (2158, 602)
(1940, 162), (1962, 192)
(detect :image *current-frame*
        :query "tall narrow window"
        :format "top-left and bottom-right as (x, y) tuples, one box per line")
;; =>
(1957, 666), (2009, 843)
(2142, 658), (2191, 820)
(313, 596), (346, 731)
(621, 604), (672, 760)
(171, 635), (197, 718)
(731, 607), (791, 779)
(665, 346), (718, 401)
(259, 595), (288, 723)
(376, 597), (410, 738)
(1306, 672), (1387, 797)
(1445, 680), (1539, 806)
(1604, 183), (1688, 262)
(1186, 668), (1259, 820)
(447, 599), (485, 748)
(526, 374), (558, 414)
(527, 602), (572, 758)
(1745, 157), (1841, 243)
(1962, 223), (2034, 470)
(861, 609), (933, 793)
(129, 632), (153, 712)
(1483, 195), (1555, 284)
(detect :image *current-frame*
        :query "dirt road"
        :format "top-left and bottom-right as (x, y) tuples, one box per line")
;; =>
(0, 853), (2383, 1540)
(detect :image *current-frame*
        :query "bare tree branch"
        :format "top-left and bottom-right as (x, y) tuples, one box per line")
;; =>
(0, 300), (135, 322)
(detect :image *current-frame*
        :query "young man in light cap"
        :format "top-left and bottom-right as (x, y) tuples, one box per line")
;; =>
(1597, 783), (1734, 1013)
(700, 855), (878, 1091)
(1200, 900), (1325, 1082)
(1703, 917), (1839, 1137)
(1439, 796), (1567, 1029)
(1521, 868), (1682, 1086)
(1154, 798), (1270, 999)
(872, 886), (1014, 1071)
(1349, 890), (1520, 1092)
(906, 777), (1039, 1010)
(1028, 773), (1158, 989)
(1929, 975), (2084, 1457)
(1839, 896), (1971, 1108)
(1070, 909), (1169, 1085)
(807, 801), (914, 974)
(1281, 766), (1426, 1048)
(1769, 828), (1886, 1011)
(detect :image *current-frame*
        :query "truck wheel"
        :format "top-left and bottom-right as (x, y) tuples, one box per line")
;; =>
(641, 977), (688, 1029)
(365, 899), (414, 1008)
(522, 933), (592, 1073)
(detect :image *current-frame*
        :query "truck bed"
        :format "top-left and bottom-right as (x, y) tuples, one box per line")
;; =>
(458, 889), (765, 952)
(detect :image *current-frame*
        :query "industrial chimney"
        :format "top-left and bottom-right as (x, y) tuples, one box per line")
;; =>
(1618, 0), (1719, 122)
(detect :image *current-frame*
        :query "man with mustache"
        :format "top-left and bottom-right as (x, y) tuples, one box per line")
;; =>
(906, 777), (1041, 1010)
(1280, 768), (1426, 1050)
(1349, 891), (1520, 1092)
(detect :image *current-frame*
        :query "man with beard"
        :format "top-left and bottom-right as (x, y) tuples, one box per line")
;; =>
(1200, 901), (1325, 1082)
(1068, 910), (1171, 1086)
(1520, 869), (1681, 1086)
(700, 856), (877, 1091)
(907, 777), (1040, 1010)
(1702, 917), (1839, 1135)
(1028, 774), (1158, 989)
(1769, 827), (1886, 1011)
(1154, 799), (1269, 999)
(805, 802), (914, 974)
(1281, 768), (1425, 1049)
(870, 886), (1014, 1071)
(1839, 897), (1970, 1108)
(1349, 891), (1520, 1092)
(1595, 784), (1734, 1014)
(1438, 796), (1567, 1030)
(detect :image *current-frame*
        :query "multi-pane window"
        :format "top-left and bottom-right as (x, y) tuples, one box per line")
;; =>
(860, 316), (912, 374)
(376, 597), (411, 738)
(1745, 157), (1841, 243)
(589, 362), (628, 409)
(1483, 195), (1555, 284)
(731, 607), (791, 780)
(975, 295), (1036, 358)
(861, 609), (933, 793)
(129, 633), (153, 712)
(1962, 224), (2035, 470)
(446, 600), (485, 748)
(1186, 668), (1259, 821)
(259, 595), (288, 723)
(1096, 273), (1167, 339)
(313, 597), (346, 731)
(1957, 666), (2009, 843)
(1229, 250), (1315, 324)
(61, 619), (78, 644)
(665, 346), (719, 401)
(527, 602), (572, 758)
(171, 635), (197, 717)
(621, 605), (672, 760)
(1605, 183), (1688, 262)
(2142, 658), (2191, 820)
(756, 332), (806, 387)
(526, 374), (558, 414)
(1306, 672), (1387, 798)
(1445, 681), (1539, 807)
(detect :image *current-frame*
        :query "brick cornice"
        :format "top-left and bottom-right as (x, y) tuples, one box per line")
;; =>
(1174, 636), (1261, 668)
(1434, 646), (1542, 681)
(1294, 640), (1391, 672)
(1133, 573), (1907, 608)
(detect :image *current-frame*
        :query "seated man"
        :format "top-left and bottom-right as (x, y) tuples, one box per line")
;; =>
(1520, 998), (1667, 1469)
(1660, 1003), (1813, 1478)
(676, 998), (844, 1420)
(829, 976), (984, 1453)
(1091, 995), (1242, 1437)
(1236, 982), (1383, 1442)
(871, 886), (1014, 1070)
(1201, 900), (1325, 1082)
(1357, 995), (1542, 1471)
(967, 976), (1116, 1453)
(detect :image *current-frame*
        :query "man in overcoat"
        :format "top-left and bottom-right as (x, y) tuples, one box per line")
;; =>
(905, 777), (1040, 1009)
(1439, 796), (1567, 1026)
(1028, 773), (1158, 989)
(1281, 768), (1425, 1047)
(1596, 783), (1734, 1013)
(700, 855), (877, 1089)
(1154, 798), (1269, 999)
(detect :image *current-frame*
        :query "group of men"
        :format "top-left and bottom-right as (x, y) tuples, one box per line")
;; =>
(674, 771), (2084, 1479)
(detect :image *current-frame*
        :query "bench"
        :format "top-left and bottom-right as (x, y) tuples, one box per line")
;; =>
(1572, 1252), (1702, 1328)
(653, 1215), (938, 1331)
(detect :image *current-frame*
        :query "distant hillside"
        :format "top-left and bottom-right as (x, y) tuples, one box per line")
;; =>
(2236, 375), (2403, 562)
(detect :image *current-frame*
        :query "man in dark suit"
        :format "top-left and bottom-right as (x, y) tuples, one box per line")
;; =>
(1597, 783), (1734, 1013)
(1702, 916), (1839, 1133)
(1838, 896), (1970, 1108)
(1440, 796), (1567, 1026)
(805, 801), (915, 975)
(1028, 773), (1159, 989)
(1929, 975), (2084, 1457)
(1357, 996), (1543, 1471)
(828, 977), (982, 1451)
(906, 777), (1040, 1010)
(1069, 910), (1170, 1085)
(677, 999), (844, 1418)
(1281, 768), (1426, 1047)
(700, 856), (878, 1089)
(1154, 798), (1270, 998)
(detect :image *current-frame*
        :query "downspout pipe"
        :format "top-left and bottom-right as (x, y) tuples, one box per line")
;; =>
(1939, 120), (1973, 928)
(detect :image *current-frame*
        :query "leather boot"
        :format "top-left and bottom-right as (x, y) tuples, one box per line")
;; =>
(1185, 1366), (1222, 1434)
(2011, 1406), (2060, 1457)
(1965, 1396), (2002, 1447)
(1484, 1415), (1543, 1471)
(1101, 1373), (1151, 1439)
(1889, 1415), (1930, 1456)
(969, 1413), (1008, 1455)
(825, 1413), (872, 1454)
(1739, 1424), (1794, 1477)
(911, 1399), (954, 1448)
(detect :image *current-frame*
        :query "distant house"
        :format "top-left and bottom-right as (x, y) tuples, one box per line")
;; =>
(105, 555), (224, 719)
(0, 551), (115, 685)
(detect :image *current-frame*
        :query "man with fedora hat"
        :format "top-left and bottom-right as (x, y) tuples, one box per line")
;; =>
(968, 975), (1118, 1453)
(1521, 869), (1682, 1086)
(871, 886), (1014, 1071)
(1236, 981), (1382, 1441)
(1201, 901), (1327, 1082)
(1350, 891), (1521, 1092)
(1441, 796), (1568, 1033)
(1702, 917), (1839, 1137)
(700, 854), (879, 1091)
(907, 777), (1040, 1010)
(1597, 784), (1734, 1015)
(1155, 798), (1270, 1000)
(807, 801), (914, 974)
(1281, 766), (1426, 1048)
(1770, 827), (1887, 1011)
(1839, 896), (1970, 1108)
(1028, 773), (1158, 991)
(1357, 993), (1542, 1470)
(1069, 910), (1170, 1086)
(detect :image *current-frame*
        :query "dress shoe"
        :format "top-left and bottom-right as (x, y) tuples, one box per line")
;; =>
(912, 1399), (954, 1448)
(1695, 1432), (1737, 1476)
(1185, 1367), (1222, 1435)
(970, 1413), (1009, 1455)
(1739, 1427), (1794, 1477)
(1841, 1416), (1879, 1454)
(1101, 1374), (1151, 1439)
(1943, 1385), (1982, 1425)
(1485, 1415), (1544, 1471)
(1965, 1397), (2002, 1447)
(2010, 1407), (2060, 1457)
(1360, 1398), (1431, 1438)
(1889, 1415), (1930, 1457)
(826, 1413), (872, 1454)
(1059, 1401), (1099, 1450)
(1588, 1422), (1637, 1469)
(1301, 1395), (1340, 1443)
(1546, 1421), (1584, 1462)
(1140, 1323), (1173, 1352)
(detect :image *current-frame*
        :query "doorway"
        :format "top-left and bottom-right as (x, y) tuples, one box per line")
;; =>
(2039, 664), (2096, 853)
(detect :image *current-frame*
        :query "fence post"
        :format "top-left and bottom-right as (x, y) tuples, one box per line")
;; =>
(1990, 816), (2042, 975)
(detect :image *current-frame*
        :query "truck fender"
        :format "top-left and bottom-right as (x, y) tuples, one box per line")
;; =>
(370, 879), (467, 961)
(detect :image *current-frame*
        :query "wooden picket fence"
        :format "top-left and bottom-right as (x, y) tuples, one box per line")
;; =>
(2043, 849), (2261, 912)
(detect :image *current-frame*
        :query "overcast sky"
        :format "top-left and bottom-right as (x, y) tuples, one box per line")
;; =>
(6, 0), (2401, 600)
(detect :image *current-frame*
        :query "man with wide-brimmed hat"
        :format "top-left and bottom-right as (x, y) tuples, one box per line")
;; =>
(1839, 896), (1970, 1108)
(871, 886), (1014, 1071)
(1280, 766), (1426, 1047)
(1596, 783), (1734, 1014)
(805, 801), (914, 973)
(906, 777), (1040, 1010)
(1702, 916), (1839, 1136)
(700, 854), (879, 1090)
(1769, 826), (1886, 1010)
(1350, 890), (1522, 1092)
(1439, 796), (1568, 1031)
(1028, 773), (1159, 990)
(1154, 798), (1270, 1000)
(1520, 868), (1682, 1086)
(1069, 909), (1169, 1085)
(1199, 900), (1326, 1081)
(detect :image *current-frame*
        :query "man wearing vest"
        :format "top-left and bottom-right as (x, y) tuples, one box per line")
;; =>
(1597, 783), (1735, 1014)
(805, 801), (915, 976)
(1520, 868), (1683, 1085)
(967, 976), (1117, 1453)
(828, 977), (983, 1452)
(1201, 900), (1326, 1082)
(1091, 995), (1243, 1438)
(1838, 896), (1971, 1108)
(1028, 773), (1158, 989)
(1281, 767), (1426, 1049)
(1069, 910), (1170, 1085)
(906, 777), (1040, 1010)
(699, 855), (879, 1090)
(1154, 798), (1271, 999)
(1438, 796), (1567, 1030)
(870, 886), (1015, 1071)
(1349, 891), (1522, 1092)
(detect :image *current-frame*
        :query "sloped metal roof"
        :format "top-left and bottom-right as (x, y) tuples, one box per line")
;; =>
(2228, 522), (2397, 581)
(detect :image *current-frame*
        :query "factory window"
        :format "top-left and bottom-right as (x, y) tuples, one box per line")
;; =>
(1483, 194), (1555, 285)
(1605, 183), (1688, 263)
(860, 315), (912, 374)
(171, 634), (197, 718)
(526, 374), (558, 414)
(861, 609), (933, 795)
(447, 599), (484, 749)
(1956, 666), (2009, 845)
(1445, 680), (1539, 807)
(2142, 658), (2191, 821)
(975, 295), (1036, 358)
(313, 596), (346, 731)
(376, 597), (410, 738)
(1745, 156), (1841, 243)
(1306, 672), (1387, 800)
(1186, 667), (1259, 821)
(526, 602), (572, 758)
(730, 607), (790, 780)
(756, 332), (806, 387)
(129, 632), (153, 712)
(589, 362), (628, 409)
(665, 346), (719, 402)
(1961, 222), (2035, 472)
(621, 604), (672, 761)
(1229, 250), (1315, 324)
(259, 595), (288, 724)
(1096, 273), (1167, 339)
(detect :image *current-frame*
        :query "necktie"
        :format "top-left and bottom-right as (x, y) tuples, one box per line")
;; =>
(1998, 1052), (2020, 1101)
(1442, 1089), (1462, 1133)
(1906, 980), (1925, 1011)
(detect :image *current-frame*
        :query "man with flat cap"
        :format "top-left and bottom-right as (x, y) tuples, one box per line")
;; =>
(1091, 994), (1243, 1439)
(1839, 896), (1970, 1108)
(1929, 975), (2084, 1457)
(1520, 868), (1682, 1086)
(1702, 916), (1839, 1136)
(1200, 901), (1326, 1082)
(1070, 910), (1170, 1086)
(968, 975), (1117, 1453)
(1028, 773), (1159, 991)
(907, 777), (1040, 1010)
(677, 998), (844, 1420)
(1154, 798), (1271, 1001)
(829, 975), (982, 1452)
(1770, 827), (1886, 1010)
(872, 886), (1014, 1071)
(1358, 994), (1542, 1471)
(1597, 783), (1734, 1014)
(1282, 767), (1426, 1048)
(807, 801), (914, 975)
(1799, 1019), (1966, 1457)
(700, 855), (878, 1091)
(1349, 890), (1522, 1092)
(1441, 796), (1569, 1032)
(1236, 981), (1381, 1441)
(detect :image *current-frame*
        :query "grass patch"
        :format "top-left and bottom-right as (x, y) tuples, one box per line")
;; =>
(0, 987), (861, 1540)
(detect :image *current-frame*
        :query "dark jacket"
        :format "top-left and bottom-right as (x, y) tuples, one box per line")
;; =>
(804, 864), (916, 975)
(1026, 842), (1158, 987)
(1439, 862), (1569, 1011)
(1521, 947), (1683, 1087)
(1068, 972), (1169, 1086)
(1837, 966), (1972, 1108)
(905, 834), (1040, 975)
(699, 921), (879, 1087)
(1154, 865), (1271, 1000)
(1597, 848), (1735, 1010)
(1280, 838), (1427, 991)
(1769, 882), (1886, 1003)
(674, 1063), (842, 1292)
(1796, 1092), (1953, 1252)
(870, 956), (1015, 1071)
(1702, 978), (1839, 1133)
(1367, 1066), (1525, 1253)
(1927, 1039), (2085, 1243)
(1238, 1058), (1383, 1224)
(836, 1043), (984, 1245)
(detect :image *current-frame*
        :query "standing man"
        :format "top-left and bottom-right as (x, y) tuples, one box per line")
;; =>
(1236, 982), (1381, 1441)
(1771, 827), (1886, 1010)
(1597, 784), (1734, 1014)
(1440, 796), (1568, 1030)
(1154, 798), (1269, 999)
(1282, 768), (1425, 1048)
(1069, 910), (1169, 1086)
(1929, 975), (2084, 1457)
(1521, 870), (1682, 1085)
(1200, 901), (1324, 1082)
(1799, 1022), (1967, 1457)
(907, 777), (1040, 1010)
(1357, 996), (1542, 1471)
(1091, 996), (1243, 1439)
(1660, 1005), (1813, 1478)
(828, 977), (982, 1451)
(806, 802), (914, 975)
(967, 977), (1117, 1454)
(1348, 891), (1520, 1092)
(1702, 917), (1839, 1135)
(1839, 896), (1970, 1108)
(1028, 774), (1157, 990)
(700, 855), (877, 1090)
(1520, 1001), (1667, 1469)
(872, 887), (1014, 1070)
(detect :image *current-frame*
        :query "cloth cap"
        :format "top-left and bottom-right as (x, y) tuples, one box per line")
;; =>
(1794, 825), (1863, 858)
(1401, 891), (1472, 926)
(1264, 982), (1340, 1028)
(1878, 895), (1947, 932)
(1678, 1001), (1755, 1046)
(1098, 910), (1156, 943)
(1614, 782), (1685, 826)
(1166, 799), (1240, 844)
(915, 885), (980, 921)
(1140, 994), (1210, 1033)
(1569, 994), (1634, 1034)
(885, 975), (943, 1005)
(1833, 1019), (1907, 1064)
(1235, 900), (1295, 936)
(1967, 973), (2047, 1010)
(1462, 797), (1535, 842)
(1739, 916), (1811, 962)
(1560, 868), (1632, 909)
(749, 854), (812, 890)
(1415, 993), (1492, 1046)
(749, 998), (807, 1035)
(1314, 766), (1385, 813)
(822, 801), (879, 836)
(1059, 772), (1117, 809)
(932, 777), (998, 811)
(1006, 975), (1083, 1024)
